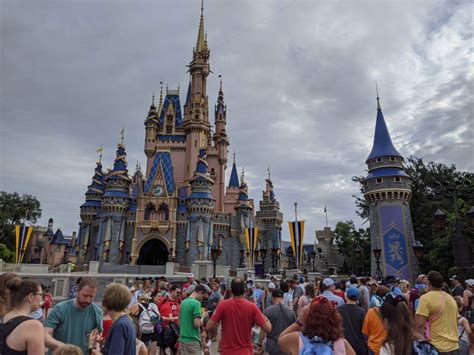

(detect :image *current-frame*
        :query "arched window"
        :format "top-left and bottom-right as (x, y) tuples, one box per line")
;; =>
(144, 203), (156, 220)
(158, 203), (169, 221)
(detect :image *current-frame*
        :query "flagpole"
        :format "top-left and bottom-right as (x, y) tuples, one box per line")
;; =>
(325, 205), (328, 228)
(294, 202), (298, 270)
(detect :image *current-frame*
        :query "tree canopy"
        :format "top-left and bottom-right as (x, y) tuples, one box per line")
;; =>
(352, 156), (473, 277)
(0, 191), (42, 250)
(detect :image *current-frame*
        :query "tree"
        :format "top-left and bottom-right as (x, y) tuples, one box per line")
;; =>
(0, 243), (15, 262)
(352, 157), (473, 277)
(333, 220), (371, 276)
(0, 191), (42, 250)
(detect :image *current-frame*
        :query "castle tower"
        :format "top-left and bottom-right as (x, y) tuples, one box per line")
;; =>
(99, 134), (131, 263)
(185, 149), (215, 265)
(144, 93), (159, 172)
(224, 152), (240, 213)
(79, 157), (105, 263)
(363, 96), (416, 281)
(256, 168), (283, 272)
(212, 78), (229, 211)
(183, 0), (212, 182)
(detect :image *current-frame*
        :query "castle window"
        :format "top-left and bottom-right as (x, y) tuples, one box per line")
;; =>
(166, 125), (172, 134)
(394, 177), (401, 182)
(376, 178), (383, 184)
(195, 140), (197, 148)
(144, 203), (156, 220)
(390, 157), (396, 161)
(158, 203), (169, 221)
(376, 158), (383, 163)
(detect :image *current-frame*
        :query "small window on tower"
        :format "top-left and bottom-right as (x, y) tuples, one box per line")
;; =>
(376, 158), (383, 163)
(394, 177), (401, 182)
(195, 140), (197, 148)
(166, 125), (172, 134)
(390, 157), (396, 162)
(376, 178), (383, 184)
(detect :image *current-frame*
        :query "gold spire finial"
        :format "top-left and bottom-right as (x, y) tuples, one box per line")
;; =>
(268, 165), (271, 180)
(196, 0), (206, 52)
(97, 145), (103, 164)
(375, 81), (381, 110)
(159, 81), (164, 109)
(233, 150), (236, 164)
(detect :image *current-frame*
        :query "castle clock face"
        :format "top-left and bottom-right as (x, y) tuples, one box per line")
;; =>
(153, 185), (164, 197)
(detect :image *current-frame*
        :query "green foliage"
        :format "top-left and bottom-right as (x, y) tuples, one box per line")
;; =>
(334, 220), (371, 276)
(0, 191), (42, 249)
(352, 157), (473, 277)
(0, 243), (15, 262)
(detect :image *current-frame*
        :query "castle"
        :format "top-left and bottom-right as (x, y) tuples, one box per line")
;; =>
(76, 3), (283, 271)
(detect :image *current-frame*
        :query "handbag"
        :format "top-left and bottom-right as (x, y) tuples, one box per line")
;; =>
(425, 292), (446, 341)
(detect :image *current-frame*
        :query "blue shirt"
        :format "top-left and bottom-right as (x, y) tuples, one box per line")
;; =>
(102, 315), (136, 355)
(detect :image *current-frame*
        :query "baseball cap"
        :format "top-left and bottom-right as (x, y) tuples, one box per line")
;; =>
(187, 273), (195, 279)
(346, 287), (359, 301)
(299, 277), (305, 283)
(450, 275), (461, 281)
(323, 278), (334, 287)
(367, 279), (378, 286)
(465, 279), (474, 287)
(272, 289), (284, 298)
(268, 282), (276, 290)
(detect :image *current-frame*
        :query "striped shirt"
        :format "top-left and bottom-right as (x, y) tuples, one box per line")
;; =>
(321, 290), (345, 306)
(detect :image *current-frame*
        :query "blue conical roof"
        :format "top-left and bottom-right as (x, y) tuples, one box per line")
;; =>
(366, 98), (402, 162)
(228, 162), (239, 188)
(185, 80), (192, 105)
(51, 229), (70, 245)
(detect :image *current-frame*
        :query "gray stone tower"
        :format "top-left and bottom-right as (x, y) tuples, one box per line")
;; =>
(363, 96), (416, 281)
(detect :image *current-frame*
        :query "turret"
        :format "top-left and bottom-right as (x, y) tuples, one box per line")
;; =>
(80, 155), (105, 222)
(363, 94), (416, 281)
(235, 169), (253, 211)
(144, 92), (159, 159)
(187, 149), (215, 214)
(214, 77), (229, 163)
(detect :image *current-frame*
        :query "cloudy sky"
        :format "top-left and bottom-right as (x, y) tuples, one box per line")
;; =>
(1, 0), (472, 243)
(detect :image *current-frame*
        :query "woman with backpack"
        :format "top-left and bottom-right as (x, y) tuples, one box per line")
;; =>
(0, 277), (45, 355)
(378, 288), (439, 355)
(278, 296), (355, 354)
(128, 294), (161, 355)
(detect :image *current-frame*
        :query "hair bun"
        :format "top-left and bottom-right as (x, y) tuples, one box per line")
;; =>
(5, 277), (22, 292)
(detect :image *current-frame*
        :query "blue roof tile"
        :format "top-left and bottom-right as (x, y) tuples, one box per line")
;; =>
(228, 162), (239, 188)
(144, 151), (175, 194)
(159, 94), (184, 128)
(367, 103), (402, 162)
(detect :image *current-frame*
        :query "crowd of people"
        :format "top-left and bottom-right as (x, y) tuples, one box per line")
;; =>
(0, 270), (473, 355)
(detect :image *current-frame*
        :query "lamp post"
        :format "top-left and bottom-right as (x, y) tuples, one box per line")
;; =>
(413, 240), (425, 274)
(311, 250), (317, 272)
(210, 246), (220, 279)
(259, 248), (267, 276)
(372, 246), (383, 279)
(271, 247), (278, 273)
(240, 249), (245, 268)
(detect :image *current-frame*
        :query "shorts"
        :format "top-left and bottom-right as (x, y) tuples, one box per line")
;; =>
(179, 342), (203, 355)
(141, 331), (159, 343)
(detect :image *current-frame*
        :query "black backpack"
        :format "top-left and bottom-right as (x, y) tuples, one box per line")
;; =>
(157, 321), (179, 349)
(0, 316), (31, 353)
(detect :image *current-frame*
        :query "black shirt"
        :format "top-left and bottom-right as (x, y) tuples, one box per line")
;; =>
(337, 303), (368, 355)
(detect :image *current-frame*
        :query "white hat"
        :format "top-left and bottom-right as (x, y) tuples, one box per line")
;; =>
(187, 273), (195, 279)
(323, 278), (334, 287)
(268, 282), (276, 290)
(466, 279), (474, 287)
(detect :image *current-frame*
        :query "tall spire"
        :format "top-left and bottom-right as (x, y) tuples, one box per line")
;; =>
(196, 0), (207, 53)
(366, 95), (402, 162)
(228, 151), (239, 188)
(158, 81), (164, 112)
(376, 81), (381, 110)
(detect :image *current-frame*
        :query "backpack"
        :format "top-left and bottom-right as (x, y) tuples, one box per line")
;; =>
(157, 321), (179, 349)
(410, 288), (421, 312)
(412, 340), (439, 354)
(138, 303), (159, 334)
(0, 316), (31, 353)
(299, 333), (333, 355)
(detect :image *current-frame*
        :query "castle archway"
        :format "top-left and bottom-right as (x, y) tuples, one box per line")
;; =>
(136, 238), (169, 265)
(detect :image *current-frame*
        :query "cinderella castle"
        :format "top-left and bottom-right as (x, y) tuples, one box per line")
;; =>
(76, 3), (283, 271)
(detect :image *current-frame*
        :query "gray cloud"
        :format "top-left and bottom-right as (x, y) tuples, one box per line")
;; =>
(1, 0), (472, 243)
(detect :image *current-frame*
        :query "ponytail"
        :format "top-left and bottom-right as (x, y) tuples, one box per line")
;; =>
(5, 277), (41, 309)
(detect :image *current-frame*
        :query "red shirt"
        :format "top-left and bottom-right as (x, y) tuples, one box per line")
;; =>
(210, 297), (266, 355)
(158, 297), (180, 327)
(334, 289), (345, 300)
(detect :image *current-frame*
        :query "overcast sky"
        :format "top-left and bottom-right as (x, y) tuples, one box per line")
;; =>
(1, 0), (472, 243)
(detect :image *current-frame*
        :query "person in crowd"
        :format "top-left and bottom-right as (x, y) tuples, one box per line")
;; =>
(264, 282), (276, 310)
(257, 289), (296, 355)
(379, 288), (437, 355)
(157, 285), (182, 355)
(358, 277), (370, 311)
(129, 278), (143, 305)
(320, 278), (345, 306)
(206, 277), (272, 355)
(455, 297), (472, 354)
(183, 274), (197, 292)
(129, 316), (148, 355)
(89, 284), (136, 355)
(141, 278), (153, 298)
(278, 296), (355, 354)
(451, 275), (465, 298)
(206, 281), (222, 315)
(363, 286), (389, 355)
(0, 277), (45, 355)
(52, 344), (83, 355)
(416, 270), (459, 354)
(462, 279), (473, 313)
(333, 280), (346, 302)
(43, 286), (54, 318)
(398, 279), (411, 301)
(253, 283), (265, 311)
(280, 281), (293, 308)
(338, 287), (368, 355)
(44, 276), (103, 354)
(245, 287), (255, 302)
(128, 293), (160, 355)
(179, 284), (210, 354)
(297, 283), (315, 316)
(367, 279), (378, 298)
(0, 272), (17, 321)
(291, 278), (304, 313)
(69, 277), (82, 299)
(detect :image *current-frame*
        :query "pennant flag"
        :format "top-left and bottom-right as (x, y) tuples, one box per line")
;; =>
(245, 227), (259, 265)
(15, 225), (33, 263)
(288, 221), (305, 269)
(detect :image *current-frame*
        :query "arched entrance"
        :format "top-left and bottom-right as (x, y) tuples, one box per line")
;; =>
(136, 239), (169, 265)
